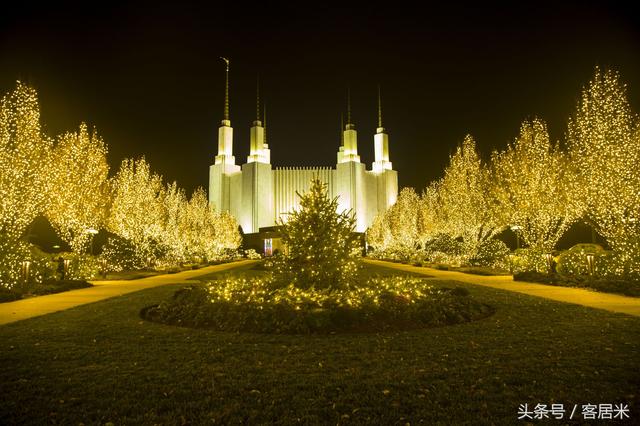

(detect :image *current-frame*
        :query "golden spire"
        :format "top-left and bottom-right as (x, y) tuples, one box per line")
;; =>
(340, 113), (344, 145)
(377, 85), (383, 128)
(221, 57), (230, 122)
(256, 75), (260, 122)
(346, 87), (352, 125)
(263, 101), (267, 145)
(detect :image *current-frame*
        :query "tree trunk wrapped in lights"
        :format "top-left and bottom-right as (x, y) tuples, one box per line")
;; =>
(46, 123), (110, 254)
(274, 178), (360, 290)
(491, 118), (576, 252)
(567, 67), (640, 276)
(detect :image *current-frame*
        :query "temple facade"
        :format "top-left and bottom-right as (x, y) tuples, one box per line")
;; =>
(208, 61), (398, 235)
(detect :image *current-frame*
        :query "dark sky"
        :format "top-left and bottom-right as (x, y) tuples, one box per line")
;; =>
(1, 1), (639, 195)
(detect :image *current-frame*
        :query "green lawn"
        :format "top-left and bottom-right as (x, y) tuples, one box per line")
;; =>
(1, 262), (638, 424)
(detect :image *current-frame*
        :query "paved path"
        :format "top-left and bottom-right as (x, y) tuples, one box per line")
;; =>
(0, 260), (258, 326)
(365, 259), (640, 317)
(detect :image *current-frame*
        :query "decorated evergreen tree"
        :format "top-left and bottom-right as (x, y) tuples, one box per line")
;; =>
(274, 178), (360, 290)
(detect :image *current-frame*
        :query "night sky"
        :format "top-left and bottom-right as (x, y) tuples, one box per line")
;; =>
(1, 2), (639, 195)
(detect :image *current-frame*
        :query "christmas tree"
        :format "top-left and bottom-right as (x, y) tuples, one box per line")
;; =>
(273, 178), (360, 290)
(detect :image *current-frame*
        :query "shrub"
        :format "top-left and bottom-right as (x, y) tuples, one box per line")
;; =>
(100, 236), (146, 272)
(0, 286), (22, 303)
(31, 279), (92, 295)
(510, 248), (551, 273)
(143, 275), (493, 334)
(556, 244), (606, 277)
(244, 249), (261, 260)
(469, 239), (510, 268)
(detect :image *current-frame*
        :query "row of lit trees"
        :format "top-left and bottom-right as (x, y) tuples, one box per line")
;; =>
(368, 67), (639, 275)
(107, 157), (241, 269)
(0, 82), (241, 287)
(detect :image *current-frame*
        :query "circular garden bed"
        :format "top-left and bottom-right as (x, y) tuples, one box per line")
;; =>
(142, 276), (494, 334)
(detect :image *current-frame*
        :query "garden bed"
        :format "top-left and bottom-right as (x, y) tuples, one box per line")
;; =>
(142, 273), (494, 334)
(0, 279), (93, 303)
(513, 271), (640, 297)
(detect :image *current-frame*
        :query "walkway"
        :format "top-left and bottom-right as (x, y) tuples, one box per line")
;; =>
(365, 259), (640, 317)
(0, 260), (258, 325)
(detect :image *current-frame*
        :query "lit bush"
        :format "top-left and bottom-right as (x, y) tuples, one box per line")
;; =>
(143, 275), (493, 334)
(469, 239), (510, 269)
(556, 244), (607, 277)
(100, 236), (146, 272)
(244, 249), (261, 260)
(510, 248), (550, 273)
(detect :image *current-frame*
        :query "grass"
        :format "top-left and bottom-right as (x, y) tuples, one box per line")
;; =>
(514, 271), (640, 298)
(453, 266), (511, 276)
(1, 262), (639, 424)
(103, 270), (162, 280)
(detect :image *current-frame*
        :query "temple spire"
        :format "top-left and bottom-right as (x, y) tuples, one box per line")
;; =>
(346, 87), (352, 126)
(256, 76), (260, 122)
(340, 113), (344, 145)
(377, 85), (383, 128)
(263, 102), (267, 145)
(221, 57), (230, 122)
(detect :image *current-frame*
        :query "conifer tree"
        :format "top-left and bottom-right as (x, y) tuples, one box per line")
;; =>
(275, 178), (360, 290)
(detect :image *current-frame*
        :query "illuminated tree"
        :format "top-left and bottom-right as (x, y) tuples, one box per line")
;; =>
(567, 67), (640, 274)
(417, 181), (446, 248)
(386, 187), (420, 249)
(159, 181), (189, 263)
(185, 187), (240, 261)
(366, 212), (392, 251)
(437, 135), (503, 258)
(0, 82), (52, 241)
(209, 210), (242, 257)
(275, 178), (360, 290)
(46, 123), (109, 253)
(0, 82), (52, 286)
(491, 118), (576, 251)
(107, 157), (164, 266)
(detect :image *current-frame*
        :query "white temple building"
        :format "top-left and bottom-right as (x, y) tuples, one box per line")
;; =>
(208, 61), (398, 236)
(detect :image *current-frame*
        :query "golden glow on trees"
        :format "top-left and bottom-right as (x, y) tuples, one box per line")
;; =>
(0, 82), (51, 241)
(437, 135), (502, 257)
(386, 187), (420, 249)
(106, 160), (242, 270)
(491, 118), (575, 251)
(0, 82), (52, 286)
(107, 157), (165, 266)
(47, 123), (110, 253)
(567, 67), (640, 275)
